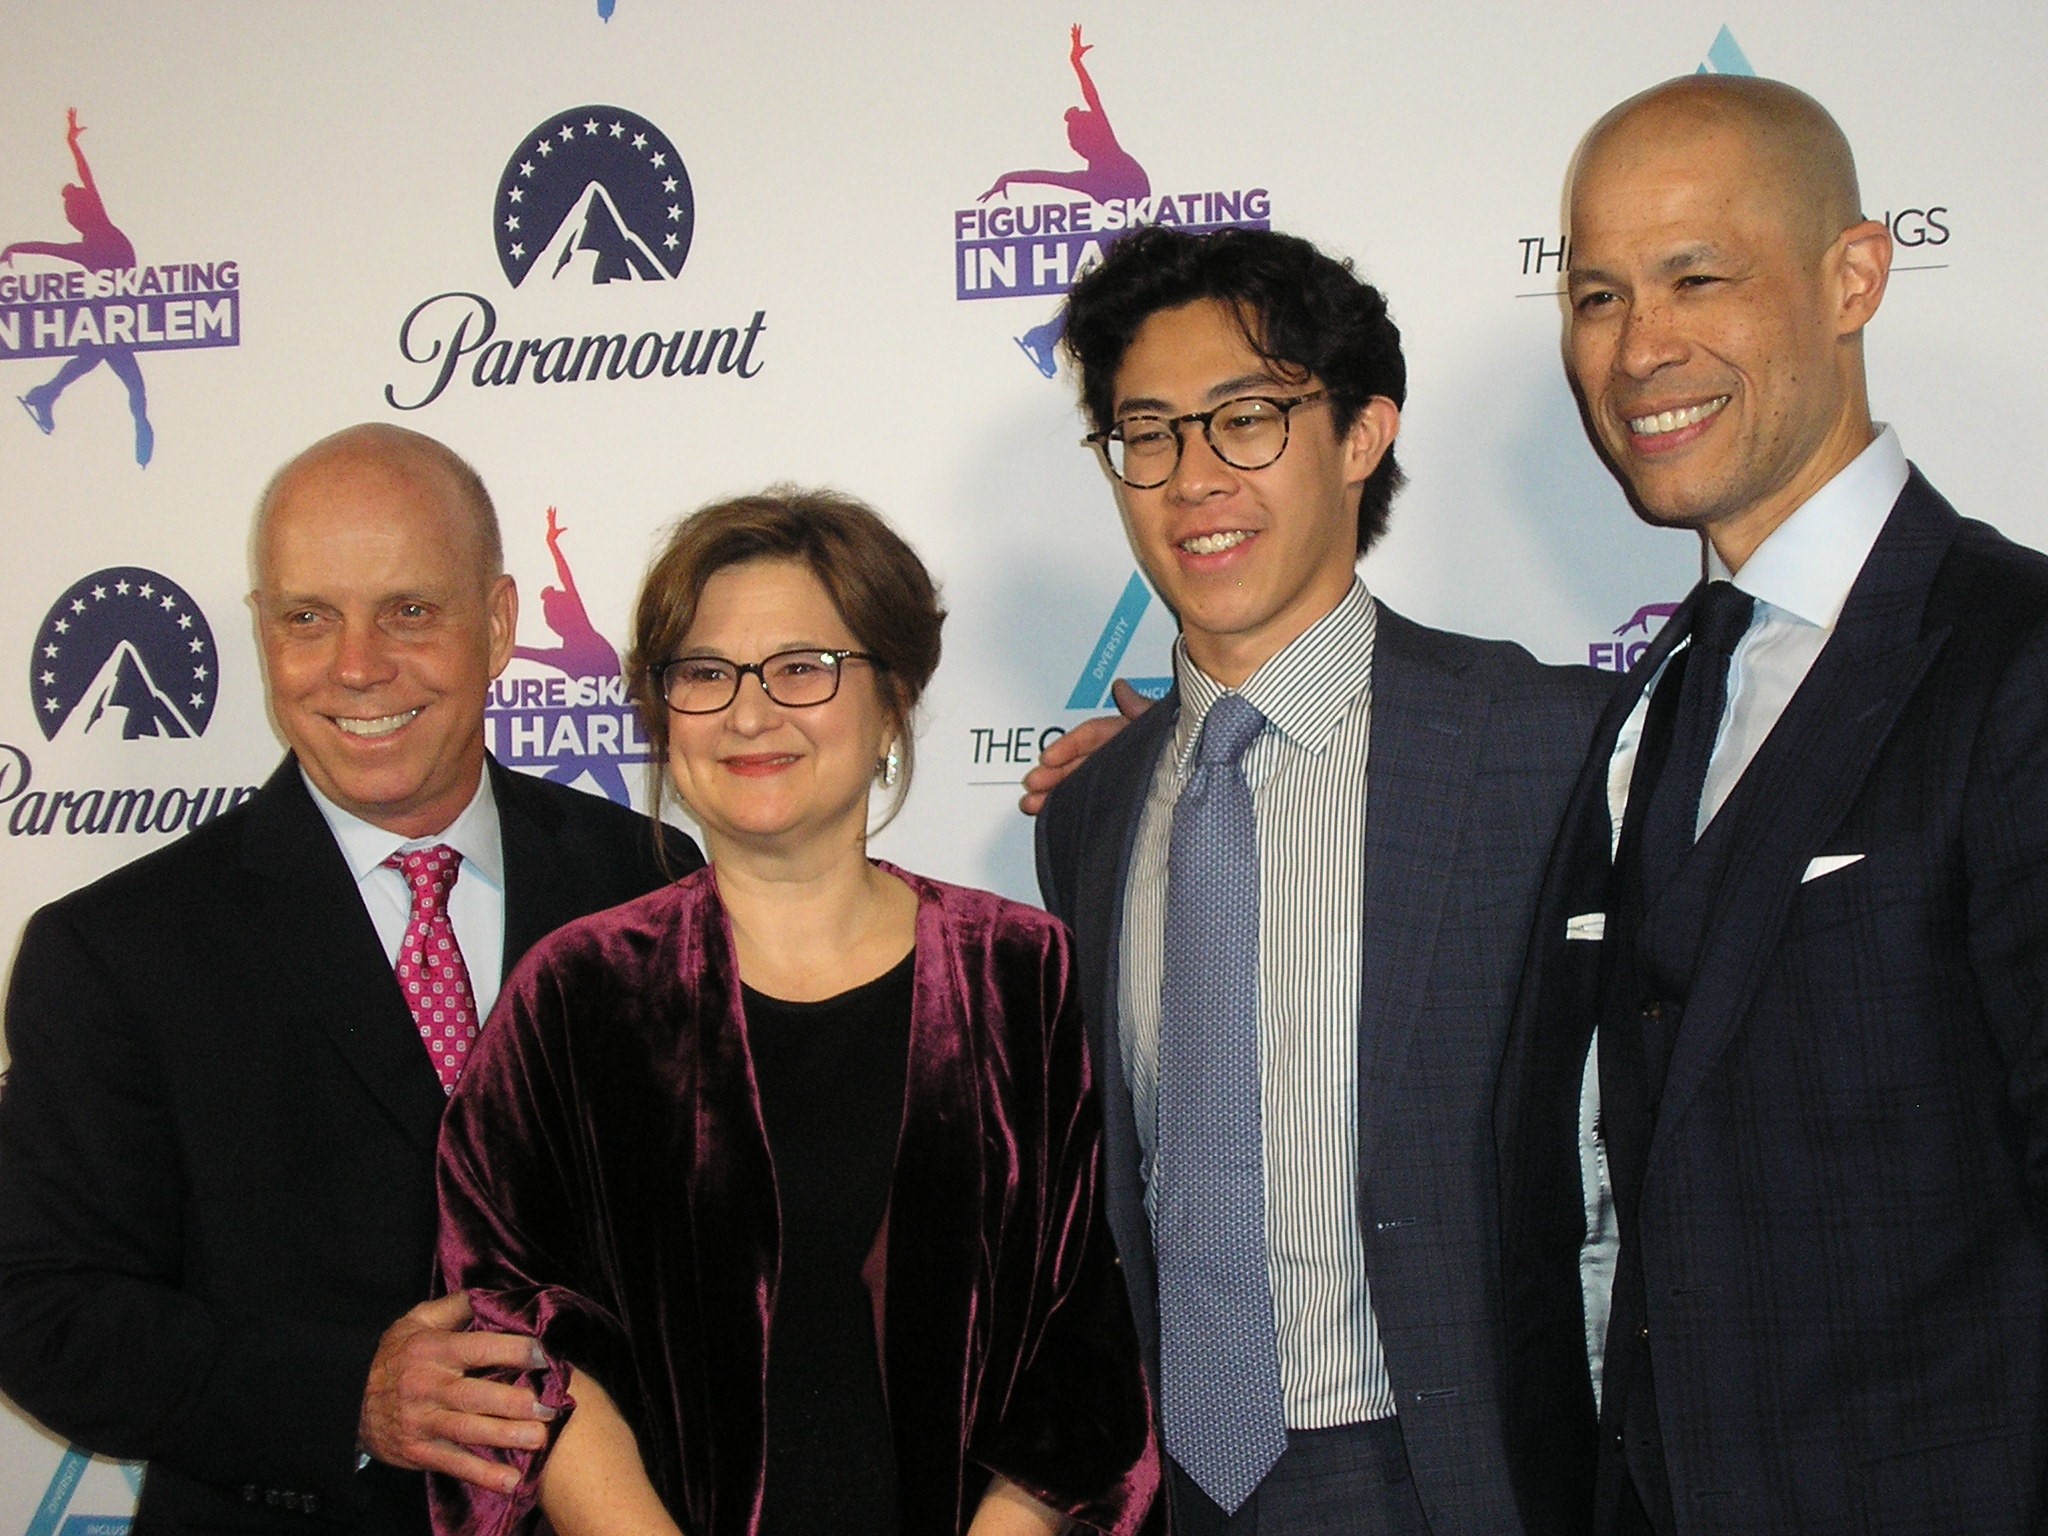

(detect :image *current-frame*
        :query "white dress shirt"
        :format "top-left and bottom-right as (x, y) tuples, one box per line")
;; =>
(304, 766), (509, 1018)
(1120, 579), (1391, 1428)
(1578, 426), (1910, 1397)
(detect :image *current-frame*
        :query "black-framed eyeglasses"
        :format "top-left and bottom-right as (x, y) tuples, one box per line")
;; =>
(1083, 389), (1329, 489)
(655, 648), (877, 715)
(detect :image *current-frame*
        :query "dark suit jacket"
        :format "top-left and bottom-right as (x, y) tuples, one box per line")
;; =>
(0, 756), (699, 1535)
(1037, 602), (1609, 1535)
(1496, 471), (2048, 1535)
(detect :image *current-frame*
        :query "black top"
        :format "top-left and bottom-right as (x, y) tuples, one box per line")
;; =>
(743, 951), (915, 1536)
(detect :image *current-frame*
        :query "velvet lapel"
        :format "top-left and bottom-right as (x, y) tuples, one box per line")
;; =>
(873, 874), (987, 1531)
(1355, 609), (1482, 1172)
(492, 757), (583, 971)
(1075, 693), (1178, 1356)
(1649, 475), (1956, 1160)
(239, 758), (447, 1153)
(674, 875), (777, 1536)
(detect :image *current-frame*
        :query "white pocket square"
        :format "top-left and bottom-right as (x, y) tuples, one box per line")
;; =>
(1802, 853), (1865, 884)
(1565, 912), (1606, 941)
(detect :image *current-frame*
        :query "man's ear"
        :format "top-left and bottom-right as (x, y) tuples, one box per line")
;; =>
(486, 574), (518, 678)
(1832, 217), (1893, 336)
(1343, 396), (1401, 486)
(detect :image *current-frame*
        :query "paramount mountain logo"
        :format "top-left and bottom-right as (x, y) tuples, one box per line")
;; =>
(494, 107), (693, 287)
(31, 567), (217, 741)
(6, 565), (257, 840)
(386, 104), (766, 411)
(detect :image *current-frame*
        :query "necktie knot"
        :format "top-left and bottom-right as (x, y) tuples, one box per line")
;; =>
(1691, 581), (1755, 661)
(386, 845), (462, 908)
(1195, 693), (1266, 768)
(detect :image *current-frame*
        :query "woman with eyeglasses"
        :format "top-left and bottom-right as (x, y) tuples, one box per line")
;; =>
(432, 487), (1159, 1536)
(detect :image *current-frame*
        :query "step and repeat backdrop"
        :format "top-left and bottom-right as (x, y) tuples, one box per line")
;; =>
(3, 1), (2044, 1526)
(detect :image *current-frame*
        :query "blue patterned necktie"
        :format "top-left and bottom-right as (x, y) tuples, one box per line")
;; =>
(1156, 692), (1286, 1514)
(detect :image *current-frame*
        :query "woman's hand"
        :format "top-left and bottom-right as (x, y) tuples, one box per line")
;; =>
(967, 1475), (1067, 1536)
(538, 1368), (684, 1536)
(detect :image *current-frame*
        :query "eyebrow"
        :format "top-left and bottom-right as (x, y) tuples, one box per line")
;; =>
(1568, 242), (1723, 286)
(1113, 370), (1291, 417)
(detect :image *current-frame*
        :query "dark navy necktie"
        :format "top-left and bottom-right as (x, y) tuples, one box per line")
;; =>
(1639, 580), (1755, 895)
(1155, 693), (1287, 1513)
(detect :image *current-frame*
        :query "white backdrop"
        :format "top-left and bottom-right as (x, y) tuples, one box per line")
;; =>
(3, 2), (2043, 1526)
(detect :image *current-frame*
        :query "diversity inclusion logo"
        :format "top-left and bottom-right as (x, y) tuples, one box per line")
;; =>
(19, 1446), (140, 1536)
(0, 108), (241, 467)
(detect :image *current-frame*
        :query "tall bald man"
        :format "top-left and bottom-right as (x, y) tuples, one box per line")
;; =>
(0, 425), (699, 1535)
(1496, 77), (2048, 1534)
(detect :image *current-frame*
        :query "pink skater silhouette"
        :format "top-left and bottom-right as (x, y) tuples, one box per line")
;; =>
(2, 109), (154, 466)
(512, 508), (633, 803)
(979, 26), (1151, 206)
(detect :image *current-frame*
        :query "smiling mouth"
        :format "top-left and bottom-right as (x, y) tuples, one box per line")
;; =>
(1628, 397), (1729, 437)
(332, 709), (420, 739)
(1179, 529), (1254, 555)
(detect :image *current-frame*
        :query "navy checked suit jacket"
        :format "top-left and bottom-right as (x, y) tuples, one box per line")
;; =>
(0, 757), (698, 1536)
(1497, 470), (2048, 1536)
(1037, 601), (1608, 1536)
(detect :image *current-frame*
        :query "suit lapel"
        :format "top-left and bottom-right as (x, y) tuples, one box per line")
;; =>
(242, 761), (448, 1153)
(1355, 610), (1482, 1170)
(494, 758), (580, 972)
(1077, 692), (1177, 1351)
(1651, 476), (1956, 1152)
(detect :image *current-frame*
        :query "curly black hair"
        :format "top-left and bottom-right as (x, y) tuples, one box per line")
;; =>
(1061, 225), (1407, 553)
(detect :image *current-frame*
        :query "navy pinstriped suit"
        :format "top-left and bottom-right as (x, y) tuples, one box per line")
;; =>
(1497, 471), (2048, 1534)
(1039, 601), (1609, 1534)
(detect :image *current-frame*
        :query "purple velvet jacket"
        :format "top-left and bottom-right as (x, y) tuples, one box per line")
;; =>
(432, 865), (1160, 1536)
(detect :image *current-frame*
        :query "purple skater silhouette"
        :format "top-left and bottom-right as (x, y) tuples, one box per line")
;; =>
(1614, 601), (1682, 637)
(2, 109), (154, 466)
(512, 507), (634, 803)
(979, 25), (1151, 207)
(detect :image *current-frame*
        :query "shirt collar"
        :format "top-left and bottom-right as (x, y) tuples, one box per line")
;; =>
(1171, 577), (1376, 772)
(303, 762), (505, 889)
(1708, 424), (1907, 631)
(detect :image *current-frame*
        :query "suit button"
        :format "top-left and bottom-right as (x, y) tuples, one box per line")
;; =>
(241, 1486), (259, 1505)
(1638, 1325), (1650, 1341)
(302, 1495), (320, 1516)
(1639, 1000), (1663, 1022)
(265, 1490), (281, 1507)
(1612, 1430), (1625, 1451)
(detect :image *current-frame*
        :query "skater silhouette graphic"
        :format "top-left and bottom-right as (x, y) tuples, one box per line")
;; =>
(979, 26), (1150, 207)
(2, 109), (155, 466)
(511, 507), (634, 803)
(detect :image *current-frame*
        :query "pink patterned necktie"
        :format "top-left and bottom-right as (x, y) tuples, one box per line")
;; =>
(384, 845), (479, 1094)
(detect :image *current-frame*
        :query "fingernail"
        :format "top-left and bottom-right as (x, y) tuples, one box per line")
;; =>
(526, 1342), (547, 1369)
(532, 1402), (558, 1421)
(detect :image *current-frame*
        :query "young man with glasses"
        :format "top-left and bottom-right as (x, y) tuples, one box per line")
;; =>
(1034, 226), (1608, 1536)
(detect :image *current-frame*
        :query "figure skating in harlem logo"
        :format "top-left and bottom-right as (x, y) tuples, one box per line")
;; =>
(487, 508), (651, 804)
(0, 109), (241, 466)
(496, 107), (693, 288)
(31, 568), (218, 742)
(1588, 601), (1682, 673)
(957, 25), (1270, 378)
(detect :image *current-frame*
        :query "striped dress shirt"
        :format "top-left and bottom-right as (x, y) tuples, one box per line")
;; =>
(1119, 578), (1392, 1427)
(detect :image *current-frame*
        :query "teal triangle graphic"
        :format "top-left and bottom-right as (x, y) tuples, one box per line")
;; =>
(1697, 24), (1755, 76)
(23, 1447), (136, 1536)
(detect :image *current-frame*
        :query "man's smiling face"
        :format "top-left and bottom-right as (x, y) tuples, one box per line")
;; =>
(1565, 106), (1882, 567)
(1108, 297), (1390, 686)
(255, 442), (515, 838)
